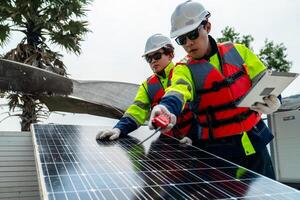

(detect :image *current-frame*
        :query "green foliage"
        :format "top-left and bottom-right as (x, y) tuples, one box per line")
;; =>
(217, 26), (292, 72)
(0, 24), (10, 46)
(0, 0), (92, 54)
(259, 39), (292, 72)
(217, 26), (254, 49)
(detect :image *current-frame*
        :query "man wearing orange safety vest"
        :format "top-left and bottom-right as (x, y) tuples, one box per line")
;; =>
(96, 34), (194, 144)
(148, 1), (281, 179)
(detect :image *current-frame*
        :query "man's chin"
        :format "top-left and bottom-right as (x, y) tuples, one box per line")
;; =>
(188, 50), (197, 56)
(151, 69), (157, 73)
(189, 51), (203, 59)
(151, 67), (159, 73)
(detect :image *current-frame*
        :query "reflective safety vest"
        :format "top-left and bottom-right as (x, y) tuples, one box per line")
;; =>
(182, 42), (261, 140)
(146, 69), (194, 138)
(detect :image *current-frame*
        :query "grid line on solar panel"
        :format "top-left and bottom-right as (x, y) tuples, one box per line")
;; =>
(56, 126), (157, 200)
(42, 125), (95, 199)
(32, 124), (300, 200)
(37, 126), (104, 199)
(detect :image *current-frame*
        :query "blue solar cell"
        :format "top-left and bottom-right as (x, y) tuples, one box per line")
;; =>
(32, 124), (300, 199)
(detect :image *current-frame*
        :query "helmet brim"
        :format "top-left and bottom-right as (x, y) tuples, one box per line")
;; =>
(170, 23), (200, 39)
(142, 46), (163, 57)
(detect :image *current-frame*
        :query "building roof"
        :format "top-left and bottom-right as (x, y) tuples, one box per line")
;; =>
(0, 131), (40, 200)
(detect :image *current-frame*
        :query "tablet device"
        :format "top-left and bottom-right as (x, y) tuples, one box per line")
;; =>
(236, 69), (299, 107)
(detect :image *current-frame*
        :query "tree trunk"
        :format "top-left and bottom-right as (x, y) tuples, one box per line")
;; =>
(20, 95), (38, 131)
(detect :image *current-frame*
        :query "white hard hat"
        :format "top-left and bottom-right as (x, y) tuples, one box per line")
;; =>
(142, 33), (173, 57)
(170, 0), (210, 38)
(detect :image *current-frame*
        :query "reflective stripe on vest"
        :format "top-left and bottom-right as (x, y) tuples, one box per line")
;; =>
(186, 42), (261, 140)
(146, 69), (194, 138)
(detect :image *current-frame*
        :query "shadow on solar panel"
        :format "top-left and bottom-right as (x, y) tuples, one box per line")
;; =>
(31, 124), (300, 200)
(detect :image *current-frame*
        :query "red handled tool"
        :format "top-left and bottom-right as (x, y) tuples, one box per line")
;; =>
(137, 114), (170, 145)
(151, 114), (170, 129)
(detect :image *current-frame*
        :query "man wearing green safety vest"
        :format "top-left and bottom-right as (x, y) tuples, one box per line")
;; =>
(148, 0), (281, 179)
(96, 34), (194, 144)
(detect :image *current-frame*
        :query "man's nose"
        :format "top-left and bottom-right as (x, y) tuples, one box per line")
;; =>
(185, 37), (193, 46)
(150, 59), (157, 64)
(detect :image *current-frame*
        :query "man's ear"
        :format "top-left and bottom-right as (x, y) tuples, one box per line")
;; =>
(205, 21), (211, 34)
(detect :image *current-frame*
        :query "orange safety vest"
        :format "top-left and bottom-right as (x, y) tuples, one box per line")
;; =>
(146, 69), (194, 138)
(181, 42), (261, 140)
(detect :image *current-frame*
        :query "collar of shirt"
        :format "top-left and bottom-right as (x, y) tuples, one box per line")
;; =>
(155, 61), (174, 79)
(202, 35), (218, 60)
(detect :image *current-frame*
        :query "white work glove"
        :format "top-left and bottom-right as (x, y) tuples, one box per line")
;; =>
(250, 95), (281, 114)
(95, 128), (121, 140)
(148, 104), (177, 133)
(179, 137), (192, 145)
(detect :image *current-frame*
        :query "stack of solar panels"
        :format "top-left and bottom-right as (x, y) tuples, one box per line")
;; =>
(32, 124), (300, 200)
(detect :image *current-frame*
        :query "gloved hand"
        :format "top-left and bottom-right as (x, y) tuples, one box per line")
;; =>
(179, 137), (192, 145)
(148, 104), (177, 133)
(250, 95), (281, 114)
(95, 128), (121, 140)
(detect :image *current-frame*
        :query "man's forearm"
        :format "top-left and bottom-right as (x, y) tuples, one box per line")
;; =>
(160, 95), (183, 116)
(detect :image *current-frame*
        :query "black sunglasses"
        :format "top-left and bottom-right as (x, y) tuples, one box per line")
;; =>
(145, 52), (164, 63)
(175, 25), (203, 45)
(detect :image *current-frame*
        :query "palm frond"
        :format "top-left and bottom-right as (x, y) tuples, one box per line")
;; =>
(49, 31), (81, 54)
(0, 23), (10, 46)
(1, 0), (93, 131)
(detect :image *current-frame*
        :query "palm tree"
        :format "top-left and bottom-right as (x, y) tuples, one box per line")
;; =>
(0, 0), (92, 130)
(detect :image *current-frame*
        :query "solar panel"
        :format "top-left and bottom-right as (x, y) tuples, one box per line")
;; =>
(32, 124), (300, 200)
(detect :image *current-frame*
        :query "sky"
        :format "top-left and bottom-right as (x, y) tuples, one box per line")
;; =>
(1, 0), (300, 131)
(62, 0), (300, 97)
